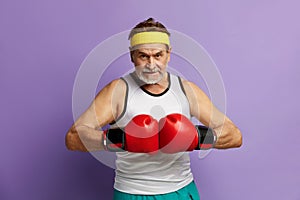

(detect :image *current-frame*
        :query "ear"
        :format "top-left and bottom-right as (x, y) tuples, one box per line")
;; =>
(167, 46), (172, 62)
(129, 47), (135, 63)
(130, 51), (134, 63)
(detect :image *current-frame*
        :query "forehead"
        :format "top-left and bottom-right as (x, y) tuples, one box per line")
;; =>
(131, 43), (168, 52)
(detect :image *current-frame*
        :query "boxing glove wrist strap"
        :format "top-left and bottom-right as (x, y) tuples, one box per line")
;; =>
(195, 125), (217, 150)
(103, 128), (126, 152)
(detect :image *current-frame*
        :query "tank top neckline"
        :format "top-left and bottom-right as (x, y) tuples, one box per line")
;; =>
(130, 72), (171, 97)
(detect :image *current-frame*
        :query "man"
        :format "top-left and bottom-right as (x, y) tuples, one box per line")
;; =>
(66, 18), (242, 200)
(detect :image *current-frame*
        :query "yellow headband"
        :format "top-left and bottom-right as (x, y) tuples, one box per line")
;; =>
(130, 32), (170, 47)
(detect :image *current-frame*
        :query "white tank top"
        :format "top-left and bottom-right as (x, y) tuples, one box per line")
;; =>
(111, 72), (194, 195)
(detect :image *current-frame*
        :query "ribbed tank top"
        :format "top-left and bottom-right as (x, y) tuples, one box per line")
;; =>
(111, 72), (194, 195)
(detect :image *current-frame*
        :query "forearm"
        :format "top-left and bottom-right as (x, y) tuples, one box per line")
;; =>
(213, 120), (243, 149)
(65, 125), (104, 152)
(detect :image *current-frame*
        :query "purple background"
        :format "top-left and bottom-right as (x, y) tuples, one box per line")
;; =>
(1, 0), (300, 199)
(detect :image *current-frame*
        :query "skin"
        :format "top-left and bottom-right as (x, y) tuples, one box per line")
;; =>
(65, 43), (242, 151)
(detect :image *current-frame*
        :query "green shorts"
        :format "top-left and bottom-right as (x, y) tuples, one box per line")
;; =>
(113, 181), (200, 200)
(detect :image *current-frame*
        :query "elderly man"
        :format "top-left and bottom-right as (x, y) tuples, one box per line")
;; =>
(66, 18), (242, 200)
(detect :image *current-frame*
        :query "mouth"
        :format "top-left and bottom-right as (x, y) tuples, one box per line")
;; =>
(143, 71), (159, 75)
(143, 69), (160, 74)
(142, 71), (161, 79)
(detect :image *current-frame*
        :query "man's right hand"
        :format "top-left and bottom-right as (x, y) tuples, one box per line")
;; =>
(103, 114), (159, 153)
(159, 113), (217, 153)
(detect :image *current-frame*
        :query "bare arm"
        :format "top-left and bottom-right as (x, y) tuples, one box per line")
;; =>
(182, 80), (242, 149)
(65, 79), (126, 152)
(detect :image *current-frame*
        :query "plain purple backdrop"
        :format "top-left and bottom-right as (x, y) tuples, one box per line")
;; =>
(1, 0), (300, 200)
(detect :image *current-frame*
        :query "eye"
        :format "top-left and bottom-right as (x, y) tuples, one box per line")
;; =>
(155, 53), (162, 58)
(140, 54), (148, 59)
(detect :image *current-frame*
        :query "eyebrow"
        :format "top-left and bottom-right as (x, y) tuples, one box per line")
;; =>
(137, 50), (164, 55)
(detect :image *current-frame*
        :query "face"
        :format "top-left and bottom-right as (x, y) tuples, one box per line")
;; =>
(131, 44), (171, 84)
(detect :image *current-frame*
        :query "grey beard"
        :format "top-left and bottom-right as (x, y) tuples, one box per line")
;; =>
(136, 70), (164, 84)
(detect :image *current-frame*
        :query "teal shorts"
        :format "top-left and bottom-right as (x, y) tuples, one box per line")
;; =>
(113, 181), (200, 200)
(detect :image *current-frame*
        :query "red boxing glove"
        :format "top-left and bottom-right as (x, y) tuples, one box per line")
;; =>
(103, 114), (159, 153)
(159, 113), (217, 153)
(159, 113), (198, 153)
(125, 114), (159, 153)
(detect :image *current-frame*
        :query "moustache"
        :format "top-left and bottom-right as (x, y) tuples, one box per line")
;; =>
(142, 66), (160, 73)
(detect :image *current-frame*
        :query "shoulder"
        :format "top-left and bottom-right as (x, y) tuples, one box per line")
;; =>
(106, 78), (127, 90)
(94, 78), (127, 104)
(92, 78), (128, 121)
(178, 77), (209, 103)
(98, 78), (126, 95)
(178, 77), (201, 94)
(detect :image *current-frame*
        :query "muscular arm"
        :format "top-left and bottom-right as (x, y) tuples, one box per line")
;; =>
(182, 80), (242, 149)
(65, 79), (126, 152)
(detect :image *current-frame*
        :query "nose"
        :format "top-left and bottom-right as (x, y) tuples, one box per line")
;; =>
(147, 56), (155, 69)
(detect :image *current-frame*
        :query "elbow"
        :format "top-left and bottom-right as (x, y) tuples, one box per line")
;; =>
(65, 132), (76, 151)
(235, 129), (243, 148)
(65, 128), (88, 152)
